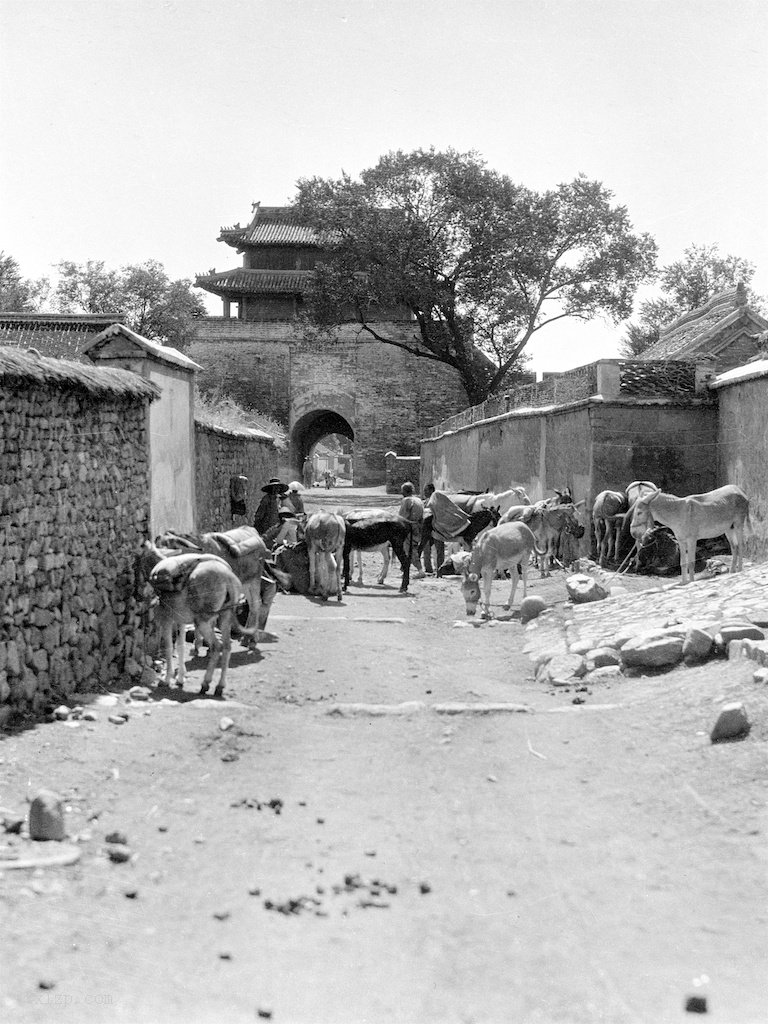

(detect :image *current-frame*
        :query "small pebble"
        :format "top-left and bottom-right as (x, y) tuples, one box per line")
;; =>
(685, 994), (708, 1013)
(38, 979), (56, 991)
(219, 717), (235, 732)
(219, 952), (232, 960)
(419, 882), (432, 894)
(105, 831), (128, 845)
(316, 818), (325, 825)
(82, 710), (98, 722)
(106, 845), (132, 863)
(248, 887), (261, 896)
(123, 888), (139, 899)
(213, 910), (231, 921)
(256, 1009), (273, 1020)
(108, 714), (127, 726)
(54, 706), (71, 720)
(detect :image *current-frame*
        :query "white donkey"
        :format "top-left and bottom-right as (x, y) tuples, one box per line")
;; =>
(630, 484), (751, 585)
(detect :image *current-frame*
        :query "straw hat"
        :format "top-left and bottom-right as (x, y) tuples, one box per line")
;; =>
(261, 477), (289, 494)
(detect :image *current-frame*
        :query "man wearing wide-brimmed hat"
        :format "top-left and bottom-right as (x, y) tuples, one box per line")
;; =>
(253, 477), (288, 536)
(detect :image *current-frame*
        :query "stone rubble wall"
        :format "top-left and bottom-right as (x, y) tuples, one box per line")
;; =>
(194, 421), (278, 532)
(0, 384), (152, 724)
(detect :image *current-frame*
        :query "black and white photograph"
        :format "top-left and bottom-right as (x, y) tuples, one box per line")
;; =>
(1, 1), (767, 1021)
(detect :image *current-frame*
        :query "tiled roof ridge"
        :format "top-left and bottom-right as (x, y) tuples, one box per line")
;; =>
(0, 311), (123, 325)
(659, 286), (740, 340)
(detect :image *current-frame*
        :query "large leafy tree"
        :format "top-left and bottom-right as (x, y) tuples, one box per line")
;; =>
(0, 251), (49, 311)
(621, 244), (762, 356)
(296, 149), (657, 404)
(54, 259), (206, 350)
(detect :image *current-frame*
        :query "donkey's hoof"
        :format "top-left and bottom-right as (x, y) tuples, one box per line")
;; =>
(213, 687), (224, 699)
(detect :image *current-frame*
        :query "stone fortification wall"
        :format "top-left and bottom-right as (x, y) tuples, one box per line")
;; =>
(195, 422), (278, 532)
(189, 318), (468, 485)
(0, 350), (157, 725)
(384, 453), (420, 494)
(712, 366), (768, 562)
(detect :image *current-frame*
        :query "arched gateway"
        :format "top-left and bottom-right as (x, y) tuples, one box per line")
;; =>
(189, 204), (468, 485)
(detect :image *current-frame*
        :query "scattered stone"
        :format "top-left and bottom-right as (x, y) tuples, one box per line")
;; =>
(710, 702), (751, 743)
(2, 814), (24, 835)
(219, 717), (235, 732)
(256, 1009), (273, 1020)
(685, 994), (708, 1013)
(221, 752), (239, 763)
(106, 844), (132, 863)
(682, 627), (714, 664)
(38, 979), (56, 991)
(248, 887), (261, 896)
(213, 910), (231, 921)
(82, 710), (98, 722)
(585, 666), (623, 680)
(717, 623), (765, 646)
(572, 696), (586, 705)
(28, 790), (66, 842)
(586, 647), (621, 669)
(108, 714), (127, 726)
(218, 952), (232, 960)
(621, 633), (684, 669)
(568, 640), (593, 656)
(105, 831), (128, 845)
(419, 881), (432, 894)
(566, 574), (609, 604)
(753, 667), (768, 685)
(128, 686), (152, 701)
(53, 705), (71, 720)
(519, 596), (547, 623)
(543, 653), (587, 685)
(123, 887), (139, 899)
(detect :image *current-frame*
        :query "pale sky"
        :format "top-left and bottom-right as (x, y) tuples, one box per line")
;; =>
(1, 0), (766, 373)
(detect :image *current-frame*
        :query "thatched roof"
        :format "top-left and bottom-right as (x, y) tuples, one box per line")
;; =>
(0, 347), (159, 400)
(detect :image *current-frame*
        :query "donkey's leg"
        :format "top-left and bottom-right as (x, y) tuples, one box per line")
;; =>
(198, 621), (221, 695)
(174, 626), (187, 688)
(162, 619), (176, 688)
(213, 614), (234, 699)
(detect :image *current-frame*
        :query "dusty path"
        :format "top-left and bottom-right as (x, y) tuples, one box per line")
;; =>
(1, 488), (767, 1023)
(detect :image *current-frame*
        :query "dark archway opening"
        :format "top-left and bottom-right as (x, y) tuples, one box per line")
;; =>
(290, 409), (355, 487)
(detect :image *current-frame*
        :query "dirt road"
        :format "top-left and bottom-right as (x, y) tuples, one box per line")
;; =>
(1, 489), (767, 1023)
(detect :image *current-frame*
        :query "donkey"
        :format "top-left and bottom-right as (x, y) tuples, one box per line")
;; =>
(139, 543), (254, 698)
(156, 526), (268, 644)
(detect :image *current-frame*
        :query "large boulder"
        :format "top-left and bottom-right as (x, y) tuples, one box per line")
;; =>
(621, 632), (684, 669)
(566, 574), (609, 604)
(710, 702), (750, 742)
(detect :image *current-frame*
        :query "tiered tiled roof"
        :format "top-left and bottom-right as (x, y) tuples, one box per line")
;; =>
(0, 312), (123, 360)
(194, 268), (312, 298)
(641, 283), (768, 361)
(219, 205), (321, 249)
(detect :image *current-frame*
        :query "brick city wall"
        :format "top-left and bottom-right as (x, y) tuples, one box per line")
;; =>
(189, 318), (468, 485)
(0, 372), (155, 725)
(195, 422), (278, 532)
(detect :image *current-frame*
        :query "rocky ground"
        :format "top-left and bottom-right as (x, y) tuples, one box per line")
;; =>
(1, 488), (767, 1024)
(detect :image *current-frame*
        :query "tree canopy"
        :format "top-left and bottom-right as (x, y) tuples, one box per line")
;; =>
(54, 259), (207, 350)
(0, 251), (48, 312)
(621, 243), (762, 356)
(295, 148), (658, 404)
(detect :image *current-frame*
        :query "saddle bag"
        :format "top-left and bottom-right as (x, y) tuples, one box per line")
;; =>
(150, 553), (226, 593)
(208, 526), (265, 559)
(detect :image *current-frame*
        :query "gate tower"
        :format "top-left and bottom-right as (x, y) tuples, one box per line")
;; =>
(190, 203), (468, 485)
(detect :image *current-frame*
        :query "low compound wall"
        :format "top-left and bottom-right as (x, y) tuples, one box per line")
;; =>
(0, 350), (157, 725)
(195, 422), (278, 531)
(421, 396), (719, 554)
(711, 363), (768, 562)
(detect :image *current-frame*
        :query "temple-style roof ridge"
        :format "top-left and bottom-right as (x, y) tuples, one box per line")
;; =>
(195, 267), (313, 297)
(218, 203), (322, 248)
(641, 282), (768, 362)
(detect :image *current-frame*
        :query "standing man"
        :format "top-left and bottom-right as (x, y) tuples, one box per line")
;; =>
(398, 481), (425, 582)
(302, 456), (314, 490)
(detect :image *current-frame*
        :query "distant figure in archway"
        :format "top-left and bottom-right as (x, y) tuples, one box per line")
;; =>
(302, 457), (314, 490)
